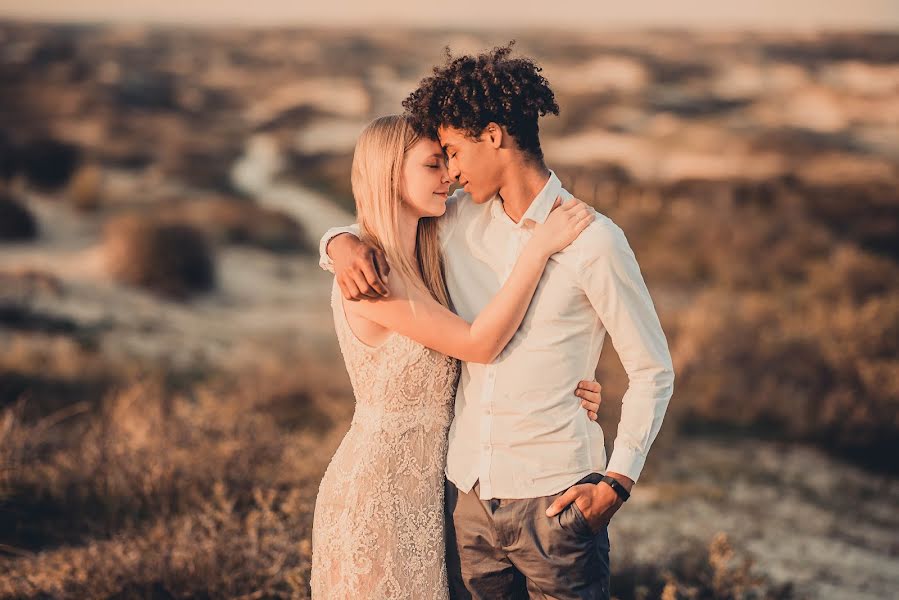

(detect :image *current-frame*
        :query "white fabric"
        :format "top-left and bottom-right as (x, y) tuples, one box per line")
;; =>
(319, 170), (674, 499)
(311, 280), (459, 598)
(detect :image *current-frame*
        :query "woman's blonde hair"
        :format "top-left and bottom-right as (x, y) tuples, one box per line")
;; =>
(351, 114), (451, 308)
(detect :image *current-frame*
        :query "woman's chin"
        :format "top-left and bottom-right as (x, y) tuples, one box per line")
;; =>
(426, 198), (448, 217)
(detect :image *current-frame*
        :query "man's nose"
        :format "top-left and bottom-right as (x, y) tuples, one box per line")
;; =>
(447, 163), (461, 180)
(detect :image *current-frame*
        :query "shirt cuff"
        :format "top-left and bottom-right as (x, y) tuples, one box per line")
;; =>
(318, 225), (361, 273)
(605, 442), (647, 483)
(318, 229), (344, 273)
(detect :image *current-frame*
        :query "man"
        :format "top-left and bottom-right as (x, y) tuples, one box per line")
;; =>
(319, 43), (674, 600)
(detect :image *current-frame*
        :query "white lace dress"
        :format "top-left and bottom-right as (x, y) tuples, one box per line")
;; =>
(311, 280), (460, 599)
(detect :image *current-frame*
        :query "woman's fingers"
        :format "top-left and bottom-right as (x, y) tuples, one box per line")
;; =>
(578, 379), (603, 393)
(575, 379), (603, 421)
(576, 211), (592, 230)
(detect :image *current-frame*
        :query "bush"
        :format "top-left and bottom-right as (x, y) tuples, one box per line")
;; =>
(67, 163), (105, 212)
(18, 138), (82, 191)
(0, 194), (38, 241)
(157, 197), (312, 253)
(103, 215), (216, 300)
(672, 283), (899, 471)
(572, 175), (899, 470)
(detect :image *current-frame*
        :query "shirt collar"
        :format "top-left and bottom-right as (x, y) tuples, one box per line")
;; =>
(490, 170), (563, 228)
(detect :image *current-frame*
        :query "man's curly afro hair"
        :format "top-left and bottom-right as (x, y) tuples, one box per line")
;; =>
(401, 41), (559, 164)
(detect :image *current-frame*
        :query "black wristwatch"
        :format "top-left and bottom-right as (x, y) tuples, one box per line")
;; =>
(600, 475), (630, 502)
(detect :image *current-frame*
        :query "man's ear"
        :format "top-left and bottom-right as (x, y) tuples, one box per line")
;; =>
(484, 122), (504, 149)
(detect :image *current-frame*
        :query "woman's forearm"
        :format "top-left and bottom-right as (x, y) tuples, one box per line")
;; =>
(467, 243), (550, 363)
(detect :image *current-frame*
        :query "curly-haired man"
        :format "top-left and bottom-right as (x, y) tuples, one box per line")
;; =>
(319, 42), (675, 600)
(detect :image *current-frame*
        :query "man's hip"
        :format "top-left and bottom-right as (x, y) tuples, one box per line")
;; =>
(444, 473), (611, 600)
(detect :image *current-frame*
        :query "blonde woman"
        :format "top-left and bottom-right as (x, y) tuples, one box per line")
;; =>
(310, 115), (598, 599)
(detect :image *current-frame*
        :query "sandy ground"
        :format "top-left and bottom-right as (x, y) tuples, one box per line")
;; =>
(617, 437), (899, 599)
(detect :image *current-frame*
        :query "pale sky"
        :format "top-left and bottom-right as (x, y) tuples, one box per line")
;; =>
(0, 0), (897, 30)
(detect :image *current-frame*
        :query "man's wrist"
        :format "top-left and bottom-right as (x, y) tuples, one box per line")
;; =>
(600, 475), (631, 503)
(601, 471), (634, 504)
(604, 471), (635, 492)
(325, 232), (354, 260)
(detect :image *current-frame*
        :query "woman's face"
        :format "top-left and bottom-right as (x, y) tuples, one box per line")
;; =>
(401, 138), (452, 218)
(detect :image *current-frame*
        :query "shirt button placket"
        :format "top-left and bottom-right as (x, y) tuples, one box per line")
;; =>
(479, 366), (496, 499)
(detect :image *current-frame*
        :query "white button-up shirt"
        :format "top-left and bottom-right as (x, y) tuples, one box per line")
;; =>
(319, 170), (674, 499)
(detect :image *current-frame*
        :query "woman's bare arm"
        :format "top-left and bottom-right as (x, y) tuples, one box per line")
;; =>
(346, 198), (592, 363)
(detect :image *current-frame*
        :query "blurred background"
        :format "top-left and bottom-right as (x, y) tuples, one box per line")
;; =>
(0, 2), (897, 599)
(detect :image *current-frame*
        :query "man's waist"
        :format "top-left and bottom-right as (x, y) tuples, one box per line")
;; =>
(445, 460), (605, 500)
(446, 427), (602, 461)
(451, 402), (585, 433)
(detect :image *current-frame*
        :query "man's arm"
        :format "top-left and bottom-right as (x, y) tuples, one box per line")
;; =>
(581, 220), (674, 482)
(319, 224), (392, 300)
(319, 224), (359, 273)
(319, 190), (467, 300)
(547, 218), (675, 528)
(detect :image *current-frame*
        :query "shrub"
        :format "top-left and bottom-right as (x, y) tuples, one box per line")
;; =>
(103, 215), (216, 300)
(0, 194), (38, 241)
(157, 198), (311, 253)
(18, 138), (82, 191)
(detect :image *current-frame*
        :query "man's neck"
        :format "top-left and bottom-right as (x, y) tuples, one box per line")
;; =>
(497, 161), (551, 224)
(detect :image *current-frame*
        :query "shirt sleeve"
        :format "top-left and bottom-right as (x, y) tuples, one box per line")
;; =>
(318, 224), (361, 273)
(578, 220), (675, 483)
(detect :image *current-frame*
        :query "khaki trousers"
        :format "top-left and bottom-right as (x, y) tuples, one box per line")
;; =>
(444, 472), (611, 600)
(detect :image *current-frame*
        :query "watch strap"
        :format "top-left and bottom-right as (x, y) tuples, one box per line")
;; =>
(600, 475), (630, 502)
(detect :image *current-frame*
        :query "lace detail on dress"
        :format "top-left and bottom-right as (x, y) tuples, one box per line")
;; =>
(311, 279), (460, 599)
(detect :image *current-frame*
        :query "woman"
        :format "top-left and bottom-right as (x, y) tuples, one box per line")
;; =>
(310, 115), (599, 599)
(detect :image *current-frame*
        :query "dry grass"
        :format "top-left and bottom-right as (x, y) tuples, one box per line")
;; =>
(0, 356), (350, 598)
(563, 172), (899, 472)
(673, 284), (899, 468)
(0, 355), (796, 599)
(613, 532), (794, 600)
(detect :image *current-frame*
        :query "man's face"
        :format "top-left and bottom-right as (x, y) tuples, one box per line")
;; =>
(437, 124), (503, 205)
